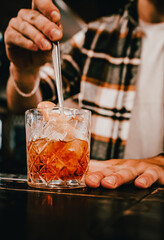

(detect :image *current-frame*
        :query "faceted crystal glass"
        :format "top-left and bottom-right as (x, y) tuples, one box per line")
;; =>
(25, 107), (91, 189)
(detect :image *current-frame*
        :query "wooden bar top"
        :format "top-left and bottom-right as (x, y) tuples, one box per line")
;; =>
(0, 173), (164, 240)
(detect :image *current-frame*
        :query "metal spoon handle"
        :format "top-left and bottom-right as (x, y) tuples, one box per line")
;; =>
(52, 42), (64, 107)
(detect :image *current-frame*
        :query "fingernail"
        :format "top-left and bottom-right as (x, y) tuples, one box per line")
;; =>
(41, 39), (52, 50)
(51, 11), (60, 22)
(87, 175), (100, 183)
(50, 28), (61, 40)
(105, 176), (116, 185)
(137, 178), (147, 186)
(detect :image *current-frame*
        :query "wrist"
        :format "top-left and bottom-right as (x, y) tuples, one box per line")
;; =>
(10, 63), (41, 98)
(11, 62), (40, 75)
(10, 62), (40, 93)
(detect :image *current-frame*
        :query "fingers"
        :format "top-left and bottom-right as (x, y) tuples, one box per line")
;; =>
(7, 17), (51, 51)
(5, 26), (39, 51)
(85, 171), (104, 188)
(101, 168), (137, 189)
(86, 159), (119, 188)
(5, 8), (63, 52)
(87, 159), (137, 189)
(87, 159), (164, 189)
(32, 0), (60, 22)
(134, 166), (162, 188)
(18, 9), (62, 42)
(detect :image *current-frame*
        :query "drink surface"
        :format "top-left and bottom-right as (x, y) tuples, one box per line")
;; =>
(27, 138), (89, 184)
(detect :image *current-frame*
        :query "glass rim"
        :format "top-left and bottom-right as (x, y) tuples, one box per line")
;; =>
(25, 106), (91, 115)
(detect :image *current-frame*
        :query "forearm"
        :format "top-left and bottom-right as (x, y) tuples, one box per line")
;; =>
(7, 63), (43, 113)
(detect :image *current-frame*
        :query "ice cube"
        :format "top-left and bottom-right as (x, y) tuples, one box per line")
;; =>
(37, 101), (56, 121)
(37, 101), (56, 109)
(74, 119), (89, 140)
(67, 117), (78, 128)
(56, 139), (88, 163)
(42, 111), (77, 141)
(41, 120), (66, 140)
(63, 124), (76, 141)
(55, 139), (88, 179)
(53, 112), (69, 123)
(30, 138), (49, 155)
(27, 119), (47, 141)
(50, 130), (67, 141)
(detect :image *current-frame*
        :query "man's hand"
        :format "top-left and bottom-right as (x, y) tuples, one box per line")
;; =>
(5, 0), (63, 112)
(85, 156), (164, 189)
(4, 0), (63, 71)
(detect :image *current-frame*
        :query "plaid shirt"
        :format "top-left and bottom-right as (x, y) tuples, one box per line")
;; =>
(39, 1), (146, 160)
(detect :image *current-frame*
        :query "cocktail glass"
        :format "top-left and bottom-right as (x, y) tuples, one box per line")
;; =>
(25, 107), (91, 189)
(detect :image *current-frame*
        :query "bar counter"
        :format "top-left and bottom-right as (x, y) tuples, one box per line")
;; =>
(0, 173), (164, 240)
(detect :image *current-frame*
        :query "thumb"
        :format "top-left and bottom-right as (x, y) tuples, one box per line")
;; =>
(32, 0), (60, 22)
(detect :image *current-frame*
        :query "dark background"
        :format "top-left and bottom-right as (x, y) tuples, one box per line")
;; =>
(0, 0), (129, 32)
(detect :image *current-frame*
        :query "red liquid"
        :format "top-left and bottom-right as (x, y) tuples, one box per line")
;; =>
(27, 138), (89, 183)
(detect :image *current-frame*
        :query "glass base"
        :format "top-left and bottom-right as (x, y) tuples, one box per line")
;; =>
(27, 179), (86, 189)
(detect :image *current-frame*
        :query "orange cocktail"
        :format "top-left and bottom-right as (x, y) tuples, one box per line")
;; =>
(25, 106), (91, 189)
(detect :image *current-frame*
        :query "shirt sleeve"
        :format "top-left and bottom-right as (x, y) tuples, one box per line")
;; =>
(39, 29), (86, 103)
(39, 63), (57, 102)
